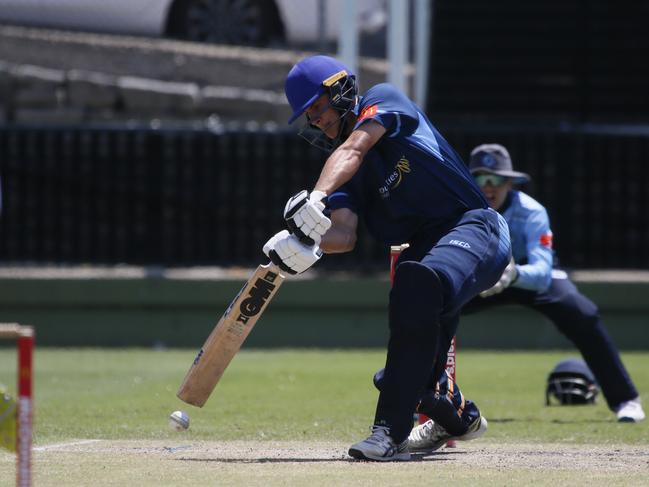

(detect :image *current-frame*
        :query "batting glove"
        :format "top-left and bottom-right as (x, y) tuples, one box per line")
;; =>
(480, 257), (518, 298)
(263, 230), (323, 275)
(284, 190), (332, 246)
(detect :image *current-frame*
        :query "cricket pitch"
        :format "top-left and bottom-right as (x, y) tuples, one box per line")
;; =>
(3, 439), (647, 486)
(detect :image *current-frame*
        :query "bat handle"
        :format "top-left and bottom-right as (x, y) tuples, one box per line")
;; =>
(264, 262), (286, 277)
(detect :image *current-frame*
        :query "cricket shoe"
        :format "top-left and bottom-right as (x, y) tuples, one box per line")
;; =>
(408, 415), (488, 453)
(616, 398), (645, 423)
(348, 425), (410, 461)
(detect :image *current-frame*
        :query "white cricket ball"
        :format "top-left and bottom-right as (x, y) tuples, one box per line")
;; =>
(169, 410), (190, 431)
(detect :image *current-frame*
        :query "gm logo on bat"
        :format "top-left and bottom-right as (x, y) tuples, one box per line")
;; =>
(191, 270), (279, 366)
(237, 271), (279, 324)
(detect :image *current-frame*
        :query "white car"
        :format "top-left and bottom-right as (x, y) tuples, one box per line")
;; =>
(0, 0), (386, 47)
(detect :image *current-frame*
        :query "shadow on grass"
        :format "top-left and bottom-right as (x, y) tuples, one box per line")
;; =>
(175, 450), (465, 464)
(178, 457), (354, 463)
(549, 419), (612, 424)
(489, 417), (612, 425)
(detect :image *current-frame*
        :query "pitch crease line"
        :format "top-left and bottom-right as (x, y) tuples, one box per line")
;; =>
(34, 439), (102, 451)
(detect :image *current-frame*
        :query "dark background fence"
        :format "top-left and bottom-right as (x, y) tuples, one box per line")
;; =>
(1, 124), (648, 270)
(428, 0), (649, 124)
(1, 0), (647, 271)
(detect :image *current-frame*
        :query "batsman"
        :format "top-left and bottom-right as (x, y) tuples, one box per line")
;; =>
(262, 55), (512, 461)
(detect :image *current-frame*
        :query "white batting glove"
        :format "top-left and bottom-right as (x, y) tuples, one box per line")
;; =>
(480, 257), (518, 298)
(263, 230), (323, 275)
(284, 190), (332, 246)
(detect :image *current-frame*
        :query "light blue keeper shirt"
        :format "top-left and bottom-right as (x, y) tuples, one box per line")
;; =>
(500, 190), (554, 292)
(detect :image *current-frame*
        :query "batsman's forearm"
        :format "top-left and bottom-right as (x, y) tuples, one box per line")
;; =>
(314, 123), (383, 193)
(313, 146), (363, 194)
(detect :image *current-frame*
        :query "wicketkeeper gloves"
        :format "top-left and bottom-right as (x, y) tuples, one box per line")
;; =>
(480, 257), (518, 297)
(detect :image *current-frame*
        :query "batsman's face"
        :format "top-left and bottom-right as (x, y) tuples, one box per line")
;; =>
(475, 173), (513, 210)
(305, 94), (341, 139)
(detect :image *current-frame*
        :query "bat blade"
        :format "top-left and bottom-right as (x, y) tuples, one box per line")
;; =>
(177, 263), (285, 407)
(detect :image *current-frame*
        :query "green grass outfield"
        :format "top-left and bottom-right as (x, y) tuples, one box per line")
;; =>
(0, 349), (648, 486)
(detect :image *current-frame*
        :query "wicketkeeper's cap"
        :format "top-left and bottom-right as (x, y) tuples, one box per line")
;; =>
(469, 143), (531, 184)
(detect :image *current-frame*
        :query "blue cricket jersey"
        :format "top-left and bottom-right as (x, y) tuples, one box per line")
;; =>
(500, 190), (554, 292)
(327, 83), (488, 245)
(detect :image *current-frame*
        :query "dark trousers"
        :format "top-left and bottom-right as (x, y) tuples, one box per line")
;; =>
(463, 275), (638, 410)
(374, 208), (510, 443)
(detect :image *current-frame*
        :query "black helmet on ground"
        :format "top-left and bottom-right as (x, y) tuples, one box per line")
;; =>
(546, 358), (599, 406)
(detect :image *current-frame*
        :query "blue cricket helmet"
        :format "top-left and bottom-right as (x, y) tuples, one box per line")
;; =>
(285, 55), (355, 124)
(546, 358), (599, 406)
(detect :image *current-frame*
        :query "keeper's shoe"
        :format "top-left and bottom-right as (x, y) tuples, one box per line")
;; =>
(408, 415), (488, 453)
(348, 425), (410, 461)
(616, 398), (645, 423)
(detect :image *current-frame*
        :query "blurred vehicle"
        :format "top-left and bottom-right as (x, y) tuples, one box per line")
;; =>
(0, 0), (386, 47)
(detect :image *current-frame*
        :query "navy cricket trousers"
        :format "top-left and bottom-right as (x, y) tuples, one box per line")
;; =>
(462, 274), (638, 410)
(374, 208), (511, 442)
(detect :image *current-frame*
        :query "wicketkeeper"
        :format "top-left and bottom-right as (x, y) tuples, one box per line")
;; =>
(262, 55), (512, 460)
(457, 143), (644, 422)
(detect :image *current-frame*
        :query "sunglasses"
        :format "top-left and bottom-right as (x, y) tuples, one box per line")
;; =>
(474, 174), (507, 187)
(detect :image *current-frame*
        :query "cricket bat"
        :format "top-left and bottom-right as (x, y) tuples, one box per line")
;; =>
(177, 263), (285, 407)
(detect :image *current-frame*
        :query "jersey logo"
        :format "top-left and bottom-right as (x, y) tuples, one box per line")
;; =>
(393, 158), (410, 188)
(479, 153), (498, 168)
(378, 157), (411, 198)
(540, 232), (553, 248)
(358, 104), (378, 122)
(449, 239), (471, 249)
